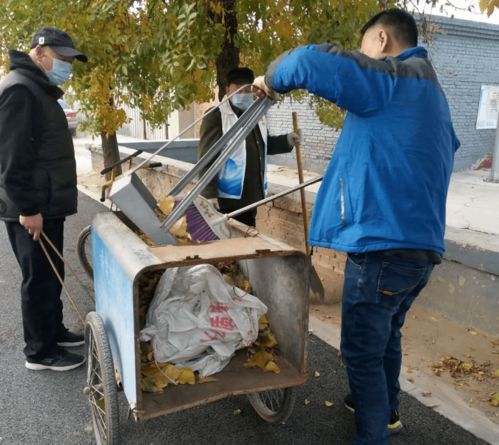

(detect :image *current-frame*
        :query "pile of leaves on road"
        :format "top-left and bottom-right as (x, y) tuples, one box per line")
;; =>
(432, 355), (492, 382)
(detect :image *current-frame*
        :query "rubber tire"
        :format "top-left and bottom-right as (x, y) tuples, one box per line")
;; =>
(247, 387), (296, 424)
(85, 312), (119, 445)
(77, 225), (93, 278)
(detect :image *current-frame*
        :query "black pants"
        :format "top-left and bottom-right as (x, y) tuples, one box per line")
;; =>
(5, 218), (65, 359)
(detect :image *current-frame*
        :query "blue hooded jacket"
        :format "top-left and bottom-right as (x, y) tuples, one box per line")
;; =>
(265, 44), (460, 255)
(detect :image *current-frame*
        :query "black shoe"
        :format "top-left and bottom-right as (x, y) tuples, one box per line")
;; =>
(25, 348), (86, 371)
(343, 394), (403, 434)
(57, 329), (84, 347)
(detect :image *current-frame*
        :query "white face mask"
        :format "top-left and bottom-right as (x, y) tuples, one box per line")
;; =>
(231, 93), (255, 110)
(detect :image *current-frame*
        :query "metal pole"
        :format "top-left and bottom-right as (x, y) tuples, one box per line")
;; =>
(490, 111), (499, 182)
(160, 97), (273, 232)
(168, 96), (269, 197)
(217, 175), (323, 224)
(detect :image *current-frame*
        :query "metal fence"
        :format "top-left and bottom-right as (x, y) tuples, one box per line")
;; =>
(118, 103), (169, 140)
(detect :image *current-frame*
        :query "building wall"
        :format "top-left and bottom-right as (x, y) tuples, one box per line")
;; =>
(428, 16), (499, 171)
(266, 97), (339, 173)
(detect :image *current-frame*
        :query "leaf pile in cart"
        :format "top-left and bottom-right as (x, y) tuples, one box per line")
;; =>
(137, 270), (164, 329)
(141, 342), (217, 392)
(142, 361), (196, 393)
(218, 262), (252, 293)
(137, 196), (192, 246)
(244, 315), (281, 374)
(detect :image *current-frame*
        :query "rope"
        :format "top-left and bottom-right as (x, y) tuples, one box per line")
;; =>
(38, 235), (86, 326)
(41, 231), (94, 305)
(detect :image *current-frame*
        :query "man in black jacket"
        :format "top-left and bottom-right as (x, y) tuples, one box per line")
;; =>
(0, 27), (88, 371)
(198, 67), (299, 227)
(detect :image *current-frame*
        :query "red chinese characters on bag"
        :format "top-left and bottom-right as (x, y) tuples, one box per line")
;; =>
(200, 301), (237, 343)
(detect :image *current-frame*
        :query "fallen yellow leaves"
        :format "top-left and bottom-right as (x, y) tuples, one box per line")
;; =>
(219, 262), (253, 293)
(489, 392), (499, 407)
(142, 361), (196, 393)
(324, 400), (333, 407)
(244, 350), (280, 374)
(467, 328), (479, 337)
(432, 356), (491, 382)
(137, 196), (193, 246)
(157, 197), (175, 215)
(314, 371), (320, 378)
(244, 315), (281, 374)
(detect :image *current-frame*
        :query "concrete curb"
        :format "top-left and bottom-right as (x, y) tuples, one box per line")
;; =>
(309, 314), (499, 445)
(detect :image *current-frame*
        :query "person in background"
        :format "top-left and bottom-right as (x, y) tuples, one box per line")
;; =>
(0, 27), (88, 371)
(198, 67), (300, 227)
(254, 9), (459, 445)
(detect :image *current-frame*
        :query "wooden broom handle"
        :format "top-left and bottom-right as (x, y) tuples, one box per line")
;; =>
(292, 112), (311, 255)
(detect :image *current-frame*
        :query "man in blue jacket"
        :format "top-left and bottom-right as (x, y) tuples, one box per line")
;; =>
(255, 9), (459, 445)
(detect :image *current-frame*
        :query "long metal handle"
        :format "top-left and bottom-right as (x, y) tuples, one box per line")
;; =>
(217, 175), (323, 224)
(169, 94), (268, 197)
(100, 149), (143, 175)
(130, 85), (253, 175)
(161, 96), (273, 231)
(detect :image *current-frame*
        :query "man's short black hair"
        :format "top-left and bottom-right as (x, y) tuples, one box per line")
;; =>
(361, 8), (418, 48)
(227, 67), (254, 86)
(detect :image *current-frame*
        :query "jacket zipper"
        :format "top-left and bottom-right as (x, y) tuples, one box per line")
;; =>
(340, 177), (346, 225)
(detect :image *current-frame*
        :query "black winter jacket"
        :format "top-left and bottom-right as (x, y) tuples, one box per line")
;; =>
(0, 50), (77, 221)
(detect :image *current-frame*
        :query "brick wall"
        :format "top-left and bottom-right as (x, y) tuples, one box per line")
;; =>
(426, 16), (499, 171)
(265, 16), (499, 173)
(266, 97), (339, 173)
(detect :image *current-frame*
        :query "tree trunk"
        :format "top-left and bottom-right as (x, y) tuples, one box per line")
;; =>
(101, 132), (121, 179)
(214, 0), (240, 101)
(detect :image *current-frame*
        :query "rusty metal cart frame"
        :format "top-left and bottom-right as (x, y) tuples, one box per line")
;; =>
(84, 211), (309, 445)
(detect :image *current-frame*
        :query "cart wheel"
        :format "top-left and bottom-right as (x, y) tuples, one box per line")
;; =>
(84, 312), (119, 445)
(247, 387), (296, 424)
(77, 225), (93, 278)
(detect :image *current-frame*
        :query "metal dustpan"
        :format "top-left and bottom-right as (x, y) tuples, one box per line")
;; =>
(108, 172), (176, 245)
(108, 95), (273, 246)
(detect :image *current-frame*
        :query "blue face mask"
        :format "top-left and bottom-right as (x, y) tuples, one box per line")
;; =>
(231, 93), (255, 110)
(46, 57), (72, 85)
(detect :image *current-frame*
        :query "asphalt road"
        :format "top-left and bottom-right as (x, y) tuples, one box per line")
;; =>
(0, 192), (491, 445)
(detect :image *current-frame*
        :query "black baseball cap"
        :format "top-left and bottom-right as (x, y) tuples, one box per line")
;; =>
(227, 67), (254, 86)
(30, 27), (88, 62)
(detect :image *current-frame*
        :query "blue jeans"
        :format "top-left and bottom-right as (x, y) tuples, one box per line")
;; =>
(341, 251), (434, 445)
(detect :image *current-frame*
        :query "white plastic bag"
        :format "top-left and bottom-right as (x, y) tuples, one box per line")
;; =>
(140, 264), (267, 376)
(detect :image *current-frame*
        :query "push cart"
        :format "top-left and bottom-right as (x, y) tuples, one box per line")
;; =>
(82, 94), (312, 444)
(84, 211), (309, 444)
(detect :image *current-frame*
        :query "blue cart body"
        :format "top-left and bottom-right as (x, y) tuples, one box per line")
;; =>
(92, 211), (309, 421)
